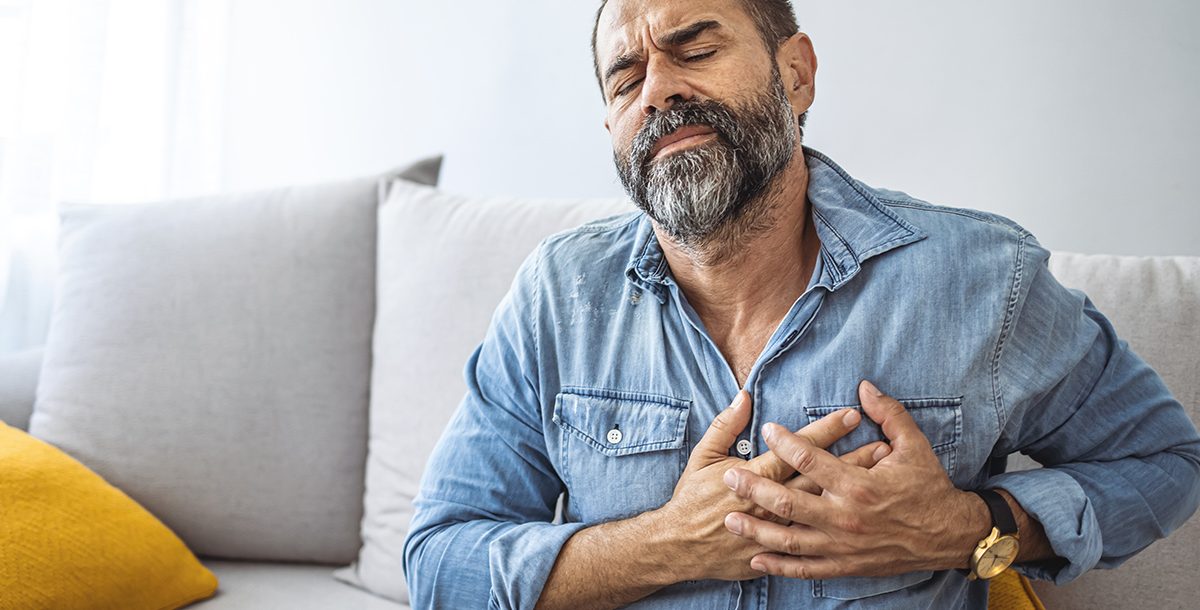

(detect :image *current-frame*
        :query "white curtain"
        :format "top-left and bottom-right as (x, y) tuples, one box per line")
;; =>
(0, 0), (230, 352)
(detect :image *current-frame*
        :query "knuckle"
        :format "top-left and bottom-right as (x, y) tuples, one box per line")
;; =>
(838, 513), (866, 535)
(772, 493), (796, 519)
(783, 535), (806, 557)
(789, 562), (813, 580)
(789, 445), (817, 473)
(883, 400), (907, 417)
(846, 481), (876, 505)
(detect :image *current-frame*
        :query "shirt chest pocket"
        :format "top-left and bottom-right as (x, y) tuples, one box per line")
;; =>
(804, 396), (963, 479)
(803, 396), (963, 601)
(552, 388), (691, 524)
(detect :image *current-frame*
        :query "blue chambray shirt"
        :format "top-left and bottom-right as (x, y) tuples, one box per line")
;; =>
(404, 148), (1200, 609)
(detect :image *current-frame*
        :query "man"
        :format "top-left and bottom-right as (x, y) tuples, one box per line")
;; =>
(404, 0), (1200, 607)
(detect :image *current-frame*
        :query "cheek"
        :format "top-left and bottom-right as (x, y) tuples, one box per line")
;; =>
(612, 116), (642, 156)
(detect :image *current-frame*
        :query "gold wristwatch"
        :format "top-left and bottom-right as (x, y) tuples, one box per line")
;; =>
(967, 489), (1020, 580)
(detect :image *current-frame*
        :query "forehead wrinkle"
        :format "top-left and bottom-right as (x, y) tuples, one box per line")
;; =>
(601, 9), (731, 82)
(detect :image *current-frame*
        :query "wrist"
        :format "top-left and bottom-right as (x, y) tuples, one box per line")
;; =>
(942, 490), (993, 571)
(636, 503), (695, 585)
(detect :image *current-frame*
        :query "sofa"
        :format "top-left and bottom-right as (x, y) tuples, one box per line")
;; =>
(0, 159), (1196, 609)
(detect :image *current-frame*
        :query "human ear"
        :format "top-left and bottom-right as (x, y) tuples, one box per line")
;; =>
(777, 32), (817, 109)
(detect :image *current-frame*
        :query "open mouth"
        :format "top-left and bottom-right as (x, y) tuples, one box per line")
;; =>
(649, 124), (718, 159)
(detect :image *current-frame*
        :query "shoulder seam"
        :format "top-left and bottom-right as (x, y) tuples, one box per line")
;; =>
(879, 198), (1025, 237)
(990, 230), (1032, 436)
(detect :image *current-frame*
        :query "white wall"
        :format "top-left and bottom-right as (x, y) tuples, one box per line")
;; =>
(222, 0), (1199, 256)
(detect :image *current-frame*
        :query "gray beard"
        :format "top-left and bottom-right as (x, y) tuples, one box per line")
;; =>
(616, 73), (800, 258)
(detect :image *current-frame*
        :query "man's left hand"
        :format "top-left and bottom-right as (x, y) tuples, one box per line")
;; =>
(721, 380), (989, 579)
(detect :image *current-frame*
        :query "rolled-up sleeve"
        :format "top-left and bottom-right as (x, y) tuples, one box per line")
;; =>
(404, 248), (585, 609)
(985, 235), (1200, 584)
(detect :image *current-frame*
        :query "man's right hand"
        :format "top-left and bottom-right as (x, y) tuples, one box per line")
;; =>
(655, 390), (892, 582)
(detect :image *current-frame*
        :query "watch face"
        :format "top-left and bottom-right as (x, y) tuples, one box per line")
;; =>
(978, 537), (1020, 579)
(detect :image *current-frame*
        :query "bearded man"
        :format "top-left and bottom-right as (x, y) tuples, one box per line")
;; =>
(403, 1), (1200, 608)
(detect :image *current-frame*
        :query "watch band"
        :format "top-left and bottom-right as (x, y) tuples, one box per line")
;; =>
(972, 489), (1018, 536)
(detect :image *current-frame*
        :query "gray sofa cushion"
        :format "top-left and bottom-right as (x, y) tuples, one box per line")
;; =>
(0, 347), (41, 431)
(29, 159), (440, 565)
(334, 182), (631, 602)
(194, 560), (405, 610)
(1030, 252), (1200, 608)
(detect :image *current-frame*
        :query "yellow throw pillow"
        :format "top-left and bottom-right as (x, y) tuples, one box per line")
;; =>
(988, 568), (1046, 610)
(0, 421), (217, 610)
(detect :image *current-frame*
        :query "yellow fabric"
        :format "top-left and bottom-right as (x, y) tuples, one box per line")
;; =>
(988, 568), (1047, 610)
(0, 421), (217, 610)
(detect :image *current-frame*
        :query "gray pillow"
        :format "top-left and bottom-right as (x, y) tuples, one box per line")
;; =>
(334, 181), (631, 602)
(29, 157), (441, 564)
(0, 347), (42, 431)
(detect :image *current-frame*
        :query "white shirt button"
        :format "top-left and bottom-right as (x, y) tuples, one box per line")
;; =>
(606, 428), (623, 444)
(736, 439), (753, 456)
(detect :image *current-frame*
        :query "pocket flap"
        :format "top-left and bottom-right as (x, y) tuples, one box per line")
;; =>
(805, 396), (963, 454)
(553, 388), (690, 457)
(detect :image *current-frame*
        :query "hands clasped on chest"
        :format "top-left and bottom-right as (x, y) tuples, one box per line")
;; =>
(659, 379), (993, 583)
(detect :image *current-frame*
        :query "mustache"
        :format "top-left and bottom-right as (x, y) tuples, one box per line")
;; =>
(628, 99), (742, 169)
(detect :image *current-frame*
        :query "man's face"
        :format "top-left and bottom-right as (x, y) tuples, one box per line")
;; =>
(596, 0), (808, 245)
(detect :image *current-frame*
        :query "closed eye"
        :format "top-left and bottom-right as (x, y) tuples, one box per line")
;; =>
(617, 78), (644, 97)
(683, 50), (717, 63)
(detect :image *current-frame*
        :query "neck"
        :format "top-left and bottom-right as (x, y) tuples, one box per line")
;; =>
(655, 151), (819, 327)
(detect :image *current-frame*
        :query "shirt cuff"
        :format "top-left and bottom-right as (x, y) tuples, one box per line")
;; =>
(985, 467), (1103, 584)
(488, 521), (590, 610)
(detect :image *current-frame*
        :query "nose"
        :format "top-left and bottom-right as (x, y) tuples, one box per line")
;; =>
(640, 55), (694, 116)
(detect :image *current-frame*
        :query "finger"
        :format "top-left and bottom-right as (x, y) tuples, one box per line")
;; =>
(843, 440), (892, 469)
(783, 475), (822, 495)
(858, 380), (933, 455)
(784, 442), (891, 495)
(745, 408), (863, 482)
(724, 512), (830, 557)
(723, 467), (826, 525)
(689, 391), (752, 468)
(749, 554), (844, 580)
(761, 422), (859, 493)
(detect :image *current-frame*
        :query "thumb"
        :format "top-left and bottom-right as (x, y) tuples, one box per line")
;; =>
(688, 391), (751, 468)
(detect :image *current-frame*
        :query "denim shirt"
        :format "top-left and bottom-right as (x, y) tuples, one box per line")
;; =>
(404, 148), (1200, 609)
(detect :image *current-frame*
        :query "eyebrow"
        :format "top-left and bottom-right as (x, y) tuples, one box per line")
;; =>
(603, 51), (644, 87)
(661, 19), (721, 48)
(602, 20), (723, 88)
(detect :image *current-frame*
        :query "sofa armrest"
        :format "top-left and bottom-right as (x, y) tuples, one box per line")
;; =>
(0, 347), (43, 431)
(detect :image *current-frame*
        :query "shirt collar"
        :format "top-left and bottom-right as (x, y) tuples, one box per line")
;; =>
(625, 146), (927, 300)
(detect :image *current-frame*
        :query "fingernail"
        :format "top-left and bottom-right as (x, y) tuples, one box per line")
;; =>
(861, 379), (884, 397)
(873, 443), (891, 461)
(750, 558), (766, 572)
(725, 513), (743, 535)
(842, 409), (861, 427)
(761, 423), (775, 441)
(723, 468), (740, 490)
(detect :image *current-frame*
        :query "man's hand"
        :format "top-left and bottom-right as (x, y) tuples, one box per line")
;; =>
(658, 389), (892, 582)
(721, 380), (990, 579)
